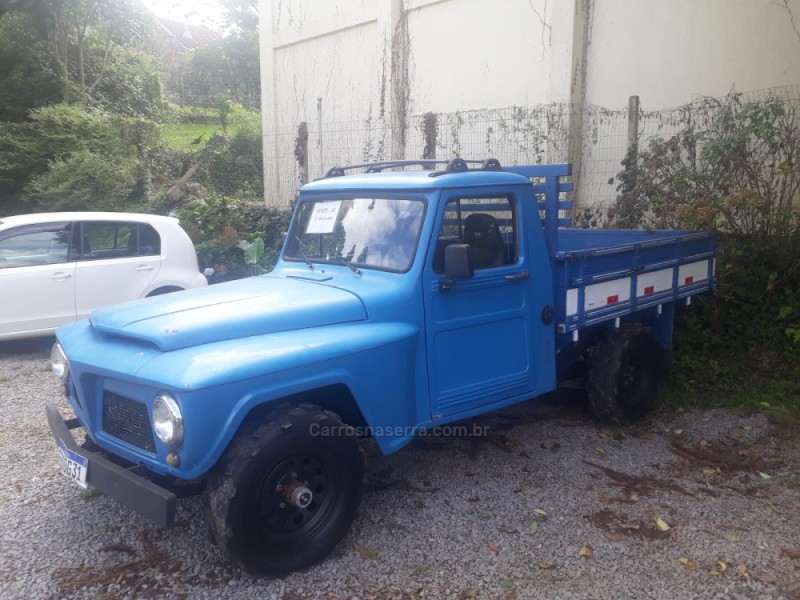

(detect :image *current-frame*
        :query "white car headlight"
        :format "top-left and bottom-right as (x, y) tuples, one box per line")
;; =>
(152, 393), (184, 447)
(51, 343), (70, 382)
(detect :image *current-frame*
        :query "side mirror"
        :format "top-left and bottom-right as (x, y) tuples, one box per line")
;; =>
(441, 244), (474, 291)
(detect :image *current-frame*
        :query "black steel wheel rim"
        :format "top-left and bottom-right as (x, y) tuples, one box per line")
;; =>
(254, 453), (334, 541)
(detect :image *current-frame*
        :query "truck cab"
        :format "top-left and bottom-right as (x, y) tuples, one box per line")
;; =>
(47, 159), (716, 576)
(282, 161), (558, 426)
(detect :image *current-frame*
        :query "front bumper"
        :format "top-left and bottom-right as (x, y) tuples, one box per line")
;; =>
(45, 403), (176, 527)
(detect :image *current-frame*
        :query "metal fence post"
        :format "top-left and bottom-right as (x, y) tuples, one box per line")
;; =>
(317, 97), (324, 178)
(625, 95), (641, 192)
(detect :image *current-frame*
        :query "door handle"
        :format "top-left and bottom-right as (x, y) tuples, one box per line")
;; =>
(51, 272), (72, 281)
(505, 271), (530, 281)
(136, 264), (155, 272)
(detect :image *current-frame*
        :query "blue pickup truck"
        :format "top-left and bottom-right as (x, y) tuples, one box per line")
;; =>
(47, 159), (716, 575)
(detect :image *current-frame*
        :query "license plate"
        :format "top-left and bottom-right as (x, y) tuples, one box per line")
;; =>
(57, 440), (88, 489)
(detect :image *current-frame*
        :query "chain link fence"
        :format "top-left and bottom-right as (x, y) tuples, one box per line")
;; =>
(264, 85), (800, 210)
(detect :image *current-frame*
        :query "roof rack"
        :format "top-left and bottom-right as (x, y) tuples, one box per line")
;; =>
(322, 158), (503, 179)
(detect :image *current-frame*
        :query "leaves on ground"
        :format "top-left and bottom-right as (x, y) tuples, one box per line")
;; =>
(587, 510), (671, 540)
(736, 564), (750, 579)
(781, 548), (800, 559)
(671, 441), (771, 473)
(579, 545), (594, 559)
(655, 518), (671, 531)
(584, 461), (693, 497)
(353, 543), (380, 560)
(487, 540), (499, 553)
(785, 580), (800, 593)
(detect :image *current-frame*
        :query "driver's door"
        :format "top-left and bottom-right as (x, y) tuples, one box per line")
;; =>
(423, 192), (536, 418)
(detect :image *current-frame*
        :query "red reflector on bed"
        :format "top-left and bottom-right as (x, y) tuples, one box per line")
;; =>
(644, 286), (655, 295)
(607, 295), (619, 304)
(685, 276), (694, 284)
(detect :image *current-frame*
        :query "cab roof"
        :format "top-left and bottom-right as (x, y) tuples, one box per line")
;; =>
(301, 168), (531, 193)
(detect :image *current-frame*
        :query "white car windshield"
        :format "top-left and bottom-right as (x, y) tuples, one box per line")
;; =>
(284, 198), (426, 273)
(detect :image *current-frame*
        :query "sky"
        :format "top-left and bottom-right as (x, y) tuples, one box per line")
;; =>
(141, 0), (229, 32)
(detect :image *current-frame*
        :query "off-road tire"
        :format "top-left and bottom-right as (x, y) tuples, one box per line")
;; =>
(586, 324), (667, 423)
(205, 403), (365, 576)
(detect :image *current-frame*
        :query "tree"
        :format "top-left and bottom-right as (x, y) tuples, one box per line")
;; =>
(183, 29), (260, 109)
(0, 0), (164, 118)
(44, 0), (162, 111)
(222, 0), (258, 32)
(0, 11), (60, 121)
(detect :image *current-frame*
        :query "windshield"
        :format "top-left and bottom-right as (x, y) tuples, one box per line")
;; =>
(284, 198), (426, 273)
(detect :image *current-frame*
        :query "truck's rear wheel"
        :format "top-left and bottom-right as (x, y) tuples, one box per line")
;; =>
(586, 324), (667, 423)
(205, 404), (364, 576)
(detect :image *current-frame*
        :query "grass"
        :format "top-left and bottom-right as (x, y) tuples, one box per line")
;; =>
(161, 123), (224, 151)
(80, 488), (103, 500)
(662, 379), (800, 434)
(663, 379), (800, 412)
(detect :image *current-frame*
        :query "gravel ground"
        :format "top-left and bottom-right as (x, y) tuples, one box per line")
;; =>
(1, 339), (800, 600)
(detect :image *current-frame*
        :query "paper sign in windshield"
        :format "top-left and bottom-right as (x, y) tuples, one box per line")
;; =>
(306, 201), (342, 234)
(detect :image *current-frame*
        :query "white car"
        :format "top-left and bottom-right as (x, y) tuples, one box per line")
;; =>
(0, 212), (208, 340)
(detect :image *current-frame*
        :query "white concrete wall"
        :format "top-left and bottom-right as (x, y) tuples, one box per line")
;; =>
(270, 0), (380, 126)
(585, 0), (800, 110)
(260, 0), (800, 206)
(406, 0), (553, 113)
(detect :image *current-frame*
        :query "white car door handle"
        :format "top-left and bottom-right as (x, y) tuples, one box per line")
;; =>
(51, 272), (72, 281)
(136, 264), (155, 272)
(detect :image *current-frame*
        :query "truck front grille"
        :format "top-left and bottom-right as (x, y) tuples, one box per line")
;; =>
(102, 391), (156, 453)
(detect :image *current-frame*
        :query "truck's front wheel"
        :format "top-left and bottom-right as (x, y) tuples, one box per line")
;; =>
(586, 324), (668, 423)
(205, 404), (364, 576)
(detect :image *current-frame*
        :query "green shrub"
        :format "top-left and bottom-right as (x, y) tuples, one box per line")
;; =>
(177, 196), (290, 282)
(612, 94), (800, 409)
(26, 150), (141, 212)
(166, 104), (220, 125)
(205, 130), (263, 198)
(227, 103), (261, 134)
(668, 231), (800, 408)
(0, 104), (161, 215)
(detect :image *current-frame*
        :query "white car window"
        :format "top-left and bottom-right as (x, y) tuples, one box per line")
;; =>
(81, 222), (135, 260)
(135, 223), (161, 256)
(0, 224), (71, 268)
(78, 222), (161, 260)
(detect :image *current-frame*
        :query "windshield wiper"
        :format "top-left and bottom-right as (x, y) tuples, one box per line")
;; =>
(332, 256), (362, 276)
(293, 236), (314, 270)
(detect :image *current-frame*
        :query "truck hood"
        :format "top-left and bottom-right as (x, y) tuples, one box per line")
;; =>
(89, 275), (367, 352)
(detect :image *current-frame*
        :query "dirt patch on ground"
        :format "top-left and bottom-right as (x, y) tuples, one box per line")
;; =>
(586, 509), (672, 541)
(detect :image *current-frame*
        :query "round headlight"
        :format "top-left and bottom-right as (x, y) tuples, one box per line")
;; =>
(152, 393), (184, 447)
(51, 343), (70, 382)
